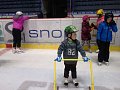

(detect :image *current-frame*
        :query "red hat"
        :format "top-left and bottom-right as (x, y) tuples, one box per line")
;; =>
(82, 15), (90, 21)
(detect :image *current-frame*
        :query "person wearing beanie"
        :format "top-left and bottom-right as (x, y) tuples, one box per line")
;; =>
(97, 12), (118, 66)
(81, 15), (94, 53)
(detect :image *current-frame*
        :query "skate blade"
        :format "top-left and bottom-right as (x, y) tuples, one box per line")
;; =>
(12, 51), (17, 54)
(58, 86), (85, 90)
(58, 84), (86, 90)
(15, 51), (25, 54)
(74, 83), (79, 88)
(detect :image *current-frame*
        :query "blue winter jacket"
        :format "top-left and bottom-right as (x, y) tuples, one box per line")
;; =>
(97, 21), (118, 42)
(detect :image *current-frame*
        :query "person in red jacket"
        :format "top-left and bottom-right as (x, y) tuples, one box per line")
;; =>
(81, 15), (94, 53)
(96, 9), (104, 27)
(91, 9), (105, 53)
(96, 9), (105, 53)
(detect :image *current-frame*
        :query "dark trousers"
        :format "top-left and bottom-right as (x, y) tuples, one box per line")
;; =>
(97, 40), (110, 62)
(12, 28), (22, 48)
(64, 63), (77, 79)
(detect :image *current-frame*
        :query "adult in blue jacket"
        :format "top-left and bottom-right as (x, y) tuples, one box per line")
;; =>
(97, 12), (118, 66)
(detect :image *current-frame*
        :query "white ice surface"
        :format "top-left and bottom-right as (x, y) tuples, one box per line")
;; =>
(0, 49), (120, 90)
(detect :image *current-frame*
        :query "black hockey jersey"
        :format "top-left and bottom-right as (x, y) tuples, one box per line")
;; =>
(57, 39), (86, 64)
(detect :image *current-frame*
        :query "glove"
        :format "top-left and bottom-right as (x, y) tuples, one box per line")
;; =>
(91, 27), (94, 31)
(55, 56), (62, 62)
(110, 20), (116, 25)
(91, 23), (97, 29)
(83, 57), (89, 62)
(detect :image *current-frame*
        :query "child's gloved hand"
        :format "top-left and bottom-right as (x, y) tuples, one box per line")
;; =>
(82, 57), (89, 62)
(91, 22), (97, 29)
(110, 20), (116, 25)
(55, 56), (62, 62)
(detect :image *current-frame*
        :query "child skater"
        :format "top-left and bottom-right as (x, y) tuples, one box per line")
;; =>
(91, 9), (105, 53)
(55, 25), (89, 87)
(97, 12), (118, 66)
(81, 15), (94, 53)
(12, 11), (29, 53)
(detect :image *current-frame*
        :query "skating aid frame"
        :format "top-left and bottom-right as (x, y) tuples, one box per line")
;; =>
(54, 59), (95, 90)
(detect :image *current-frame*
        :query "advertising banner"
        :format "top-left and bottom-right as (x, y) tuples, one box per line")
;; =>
(0, 18), (120, 45)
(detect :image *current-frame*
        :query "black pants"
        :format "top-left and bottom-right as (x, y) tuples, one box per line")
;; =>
(97, 40), (110, 62)
(64, 63), (77, 79)
(12, 28), (22, 48)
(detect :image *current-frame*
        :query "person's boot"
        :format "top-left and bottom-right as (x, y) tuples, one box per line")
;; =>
(98, 62), (102, 66)
(12, 48), (17, 53)
(64, 78), (68, 86)
(96, 49), (99, 53)
(104, 61), (109, 66)
(89, 49), (92, 53)
(16, 48), (24, 53)
(73, 79), (79, 87)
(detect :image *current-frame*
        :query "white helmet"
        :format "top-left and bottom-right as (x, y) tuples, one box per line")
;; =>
(16, 11), (23, 15)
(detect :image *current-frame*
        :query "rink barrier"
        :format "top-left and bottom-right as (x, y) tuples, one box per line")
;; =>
(0, 43), (6, 48)
(0, 43), (120, 51)
(0, 17), (120, 46)
(54, 58), (95, 90)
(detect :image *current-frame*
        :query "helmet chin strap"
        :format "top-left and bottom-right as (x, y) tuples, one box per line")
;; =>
(68, 34), (76, 41)
(68, 33), (72, 39)
(98, 14), (103, 18)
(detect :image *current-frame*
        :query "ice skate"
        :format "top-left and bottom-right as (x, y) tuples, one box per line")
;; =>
(64, 78), (68, 87)
(16, 48), (24, 53)
(96, 49), (99, 53)
(12, 48), (17, 54)
(98, 62), (102, 66)
(73, 79), (79, 87)
(89, 49), (92, 53)
(104, 61), (109, 66)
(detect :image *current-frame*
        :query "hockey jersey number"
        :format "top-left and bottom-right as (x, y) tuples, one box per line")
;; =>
(67, 49), (76, 55)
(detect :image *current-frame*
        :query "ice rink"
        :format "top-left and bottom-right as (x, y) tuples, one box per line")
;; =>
(0, 48), (120, 90)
